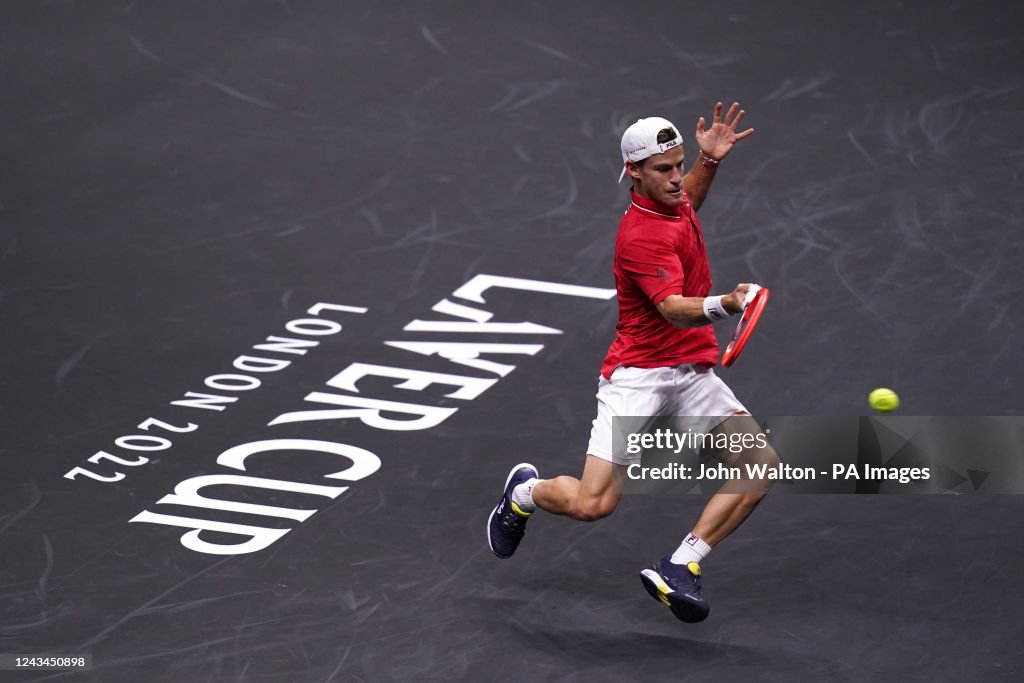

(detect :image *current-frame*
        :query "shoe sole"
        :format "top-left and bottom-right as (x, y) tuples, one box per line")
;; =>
(487, 462), (538, 559)
(640, 569), (710, 623)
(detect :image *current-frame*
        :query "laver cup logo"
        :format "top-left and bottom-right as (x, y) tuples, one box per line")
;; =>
(67, 274), (615, 555)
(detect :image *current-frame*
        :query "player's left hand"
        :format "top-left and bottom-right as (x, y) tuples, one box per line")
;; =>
(695, 102), (754, 162)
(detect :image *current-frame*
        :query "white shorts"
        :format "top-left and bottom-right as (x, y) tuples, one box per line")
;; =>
(586, 363), (747, 465)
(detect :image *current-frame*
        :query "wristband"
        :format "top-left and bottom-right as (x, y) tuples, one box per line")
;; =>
(699, 151), (721, 167)
(702, 295), (730, 322)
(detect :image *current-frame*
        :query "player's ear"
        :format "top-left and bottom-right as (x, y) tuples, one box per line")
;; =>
(626, 160), (641, 180)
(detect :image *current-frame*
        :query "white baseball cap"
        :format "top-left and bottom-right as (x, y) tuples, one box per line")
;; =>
(618, 116), (682, 183)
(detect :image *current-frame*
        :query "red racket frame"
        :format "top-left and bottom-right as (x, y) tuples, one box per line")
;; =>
(721, 287), (770, 367)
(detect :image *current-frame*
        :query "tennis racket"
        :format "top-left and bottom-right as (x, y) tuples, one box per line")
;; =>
(721, 286), (770, 367)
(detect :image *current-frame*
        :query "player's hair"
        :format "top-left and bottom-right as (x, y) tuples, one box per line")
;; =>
(656, 127), (678, 144)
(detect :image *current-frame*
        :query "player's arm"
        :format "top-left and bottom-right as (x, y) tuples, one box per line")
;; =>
(656, 284), (753, 329)
(682, 156), (718, 213)
(683, 101), (754, 212)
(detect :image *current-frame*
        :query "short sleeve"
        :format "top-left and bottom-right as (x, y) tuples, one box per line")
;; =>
(619, 232), (683, 305)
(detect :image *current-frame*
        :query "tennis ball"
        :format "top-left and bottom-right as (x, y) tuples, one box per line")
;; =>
(868, 388), (899, 412)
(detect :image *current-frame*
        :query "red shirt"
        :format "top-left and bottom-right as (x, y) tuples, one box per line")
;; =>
(600, 191), (719, 379)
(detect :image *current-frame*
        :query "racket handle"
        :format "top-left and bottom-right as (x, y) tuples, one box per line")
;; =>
(742, 284), (762, 310)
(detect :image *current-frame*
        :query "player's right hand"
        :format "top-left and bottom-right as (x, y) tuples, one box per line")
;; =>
(723, 283), (760, 314)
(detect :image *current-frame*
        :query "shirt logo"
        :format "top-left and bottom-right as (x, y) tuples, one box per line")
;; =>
(655, 267), (669, 281)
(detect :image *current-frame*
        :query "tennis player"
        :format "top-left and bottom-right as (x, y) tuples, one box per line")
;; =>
(487, 102), (779, 623)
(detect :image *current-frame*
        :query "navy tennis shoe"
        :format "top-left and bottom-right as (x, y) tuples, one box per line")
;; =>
(640, 555), (711, 623)
(487, 463), (538, 559)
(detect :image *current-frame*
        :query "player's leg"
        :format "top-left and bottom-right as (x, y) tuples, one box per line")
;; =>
(487, 455), (624, 559)
(641, 366), (777, 624)
(690, 412), (779, 545)
(529, 367), (662, 521)
(531, 454), (626, 521)
(487, 367), (661, 559)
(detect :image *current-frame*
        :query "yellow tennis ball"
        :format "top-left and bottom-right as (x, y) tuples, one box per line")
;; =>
(868, 388), (899, 412)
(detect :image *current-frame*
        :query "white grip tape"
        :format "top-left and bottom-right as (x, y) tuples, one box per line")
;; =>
(702, 295), (730, 322)
(741, 284), (762, 310)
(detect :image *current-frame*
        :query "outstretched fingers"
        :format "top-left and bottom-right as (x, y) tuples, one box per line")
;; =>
(723, 102), (741, 128)
(700, 100), (755, 147)
(729, 106), (745, 130)
(723, 102), (754, 140)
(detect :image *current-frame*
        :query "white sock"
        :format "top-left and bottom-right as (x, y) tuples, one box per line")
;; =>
(670, 531), (712, 565)
(511, 478), (539, 513)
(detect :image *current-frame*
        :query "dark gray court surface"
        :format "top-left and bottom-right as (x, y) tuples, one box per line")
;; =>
(2, 2), (1023, 681)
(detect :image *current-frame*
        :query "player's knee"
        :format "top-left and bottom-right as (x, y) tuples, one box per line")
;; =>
(747, 442), (780, 470)
(738, 490), (767, 510)
(737, 442), (780, 497)
(737, 442), (781, 474)
(572, 496), (616, 522)
(767, 446), (781, 470)
(762, 445), (781, 491)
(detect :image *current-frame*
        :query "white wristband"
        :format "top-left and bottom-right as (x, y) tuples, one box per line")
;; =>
(702, 295), (730, 322)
